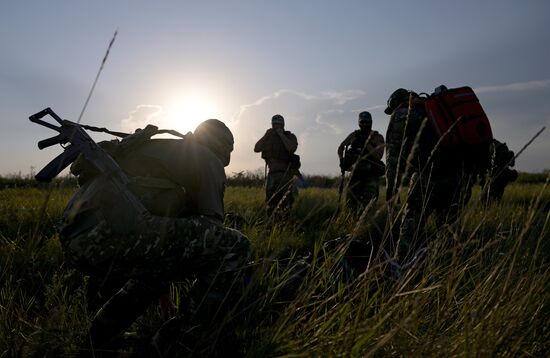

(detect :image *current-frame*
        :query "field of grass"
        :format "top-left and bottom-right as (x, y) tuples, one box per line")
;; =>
(1, 180), (549, 356)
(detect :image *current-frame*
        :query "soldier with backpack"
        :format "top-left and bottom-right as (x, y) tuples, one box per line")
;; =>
(337, 111), (385, 209)
(254, 114), (300, 220)
(384, 86), (491, 260)
(57, 119), (251, 353)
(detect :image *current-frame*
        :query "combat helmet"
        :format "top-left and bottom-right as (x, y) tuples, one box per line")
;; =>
(384, 88), (412, 115)
(194, 119), (234, 166)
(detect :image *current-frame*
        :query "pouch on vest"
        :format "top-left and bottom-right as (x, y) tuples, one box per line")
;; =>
(289, 154), (301, 170)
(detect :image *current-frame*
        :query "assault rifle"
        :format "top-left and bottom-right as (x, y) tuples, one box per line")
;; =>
(29, 107), (148, 216)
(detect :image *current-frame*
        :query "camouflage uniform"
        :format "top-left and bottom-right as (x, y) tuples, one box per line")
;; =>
(338, 129), (385, 209)
(385, 92), (475, 259)
(480, 139), (518, 203)
(254, 117), (299, 219)
(60, 134), (250, 350)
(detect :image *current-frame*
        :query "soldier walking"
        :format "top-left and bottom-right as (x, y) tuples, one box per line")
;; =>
(59, 119), (250, 355)
(337, 111), (385, 210)
(384, 88), (481, 260)
(254, 114), (299, 220)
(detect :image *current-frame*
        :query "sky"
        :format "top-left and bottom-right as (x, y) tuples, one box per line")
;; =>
(1, 0), (549, 177)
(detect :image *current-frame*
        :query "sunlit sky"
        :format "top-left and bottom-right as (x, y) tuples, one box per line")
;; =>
(1, 1), (549, 177)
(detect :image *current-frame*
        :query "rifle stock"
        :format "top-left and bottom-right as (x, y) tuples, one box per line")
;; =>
(30, 108), (149, 216)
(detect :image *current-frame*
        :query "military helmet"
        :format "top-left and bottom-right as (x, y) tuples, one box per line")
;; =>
(358, 111), (372, 125)
(193, 119), (234, 167)
(271, 114), (285, 125)
(384, 88), (411, 115)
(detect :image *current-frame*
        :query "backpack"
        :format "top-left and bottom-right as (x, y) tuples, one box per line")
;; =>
(69, 125), (191, 218)
(423, 86), (493, 147)
(418, 86), (493, 173)
(289, 153), (301, 171)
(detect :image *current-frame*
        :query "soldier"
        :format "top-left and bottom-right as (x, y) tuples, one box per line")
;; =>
(337, 111), (385, 209)
(384, 88), (477, 260)
(480, 139), (518, 202)
(254, 114), (299, 219)
(60, 119), (250, 353)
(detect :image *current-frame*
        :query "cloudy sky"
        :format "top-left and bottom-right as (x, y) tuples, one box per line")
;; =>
(1, 0), (549, 177)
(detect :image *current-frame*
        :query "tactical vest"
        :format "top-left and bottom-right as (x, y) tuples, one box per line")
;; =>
(261, 131), (293, 164)
(342, 130), (385, 176)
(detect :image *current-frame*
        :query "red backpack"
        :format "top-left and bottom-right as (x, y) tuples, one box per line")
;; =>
(423, 86), (493, 147)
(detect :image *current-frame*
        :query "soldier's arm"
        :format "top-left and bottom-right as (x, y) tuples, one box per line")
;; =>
(276, 129), (298, 153)
(385, 117), (405, 200)
(254, 130), (270, 153)
(194, 150), (227, 223)
(364, 132), (385, 160)
(337, 133), (355, 159)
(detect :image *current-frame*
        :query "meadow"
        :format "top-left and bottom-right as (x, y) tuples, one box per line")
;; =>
(0, 178), (549, 356)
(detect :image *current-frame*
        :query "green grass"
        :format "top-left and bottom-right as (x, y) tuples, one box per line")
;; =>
(1, 182), (549, 356)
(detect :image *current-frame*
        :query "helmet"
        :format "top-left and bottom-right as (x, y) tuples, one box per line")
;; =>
(193, 119), (234, 167)
(271, 114), (285, 125)
(358, 111), (372, 125)
(384, 88), (410, 115)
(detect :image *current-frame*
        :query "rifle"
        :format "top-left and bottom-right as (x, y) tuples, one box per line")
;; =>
(338, 168), (345, 198)
(338, 144), (349, 203)
(29, 107), (149, 216)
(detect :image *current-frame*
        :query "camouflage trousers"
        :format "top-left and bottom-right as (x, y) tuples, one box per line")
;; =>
(346, 174), (380, 210)
(265, 170), (298, 219)
(62, 214), (250, 281)
(61, 213), (250, 350)
(397, 172), (474, 259)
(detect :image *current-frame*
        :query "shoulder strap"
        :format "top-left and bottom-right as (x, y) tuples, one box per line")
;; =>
(80, 122), (188, 140)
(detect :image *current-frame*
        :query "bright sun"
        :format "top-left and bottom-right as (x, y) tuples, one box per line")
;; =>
(165, 94), (218, 134)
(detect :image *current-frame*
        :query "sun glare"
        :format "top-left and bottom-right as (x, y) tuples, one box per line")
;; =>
(165, 94), (218, 133)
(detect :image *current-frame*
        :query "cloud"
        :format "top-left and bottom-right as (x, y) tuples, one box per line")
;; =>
(227, 89), (375, 175)
(120, 104), (164, 132)
(475, 79), (550, 94)
(321, 90), (366, 105)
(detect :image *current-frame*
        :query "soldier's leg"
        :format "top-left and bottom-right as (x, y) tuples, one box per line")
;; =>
(265, 171), (281, 217)
(188, 227), (250, 322)
(84, 278), (168, 353)
(488, 175), (507, 201)
(278, 173), (297, 218)
(345, 176), (362, 210)
(267, 171), (293, 220)
(433, 174), (469, 226)
(361, 176), (380, 206)
(153, 226), (251, 355)
(399, 174), (434, 260)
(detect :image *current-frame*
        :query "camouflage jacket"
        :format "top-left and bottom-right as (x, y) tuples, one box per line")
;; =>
(254, 129), (298, 172)
(385, 106), (432, 198)
(65, 138), (227, 237)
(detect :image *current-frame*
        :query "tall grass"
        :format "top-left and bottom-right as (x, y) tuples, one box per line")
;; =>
(0, 181), (548, 356)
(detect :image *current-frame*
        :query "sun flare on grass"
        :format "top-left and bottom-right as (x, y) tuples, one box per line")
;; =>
(165, 94), (219, 133)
